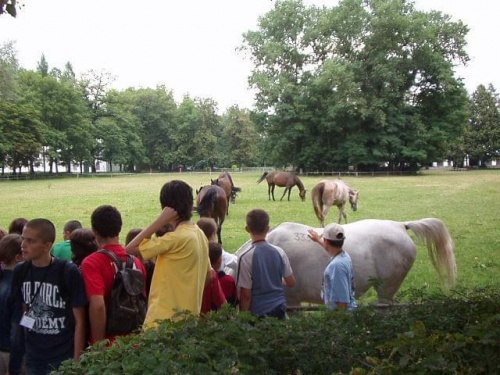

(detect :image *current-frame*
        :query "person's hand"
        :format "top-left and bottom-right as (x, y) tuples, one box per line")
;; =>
(307, 228), (320, 243)
(158, 206), (178, 225)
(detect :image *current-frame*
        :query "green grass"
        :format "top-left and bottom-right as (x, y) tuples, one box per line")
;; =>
(1, 170), (499, 298)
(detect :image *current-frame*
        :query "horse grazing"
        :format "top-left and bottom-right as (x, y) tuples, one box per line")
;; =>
(257, 171), (306, 201)
(312, 179), (359, 226)
(195, 185), (227, 244)
(211, 171), (241, 214)
(233, 219), (456, 306)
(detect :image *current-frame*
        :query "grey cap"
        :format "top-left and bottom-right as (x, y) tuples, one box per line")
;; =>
(322, 223), (345, 241)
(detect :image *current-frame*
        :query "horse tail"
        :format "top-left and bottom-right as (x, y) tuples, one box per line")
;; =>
(196, 188), (217, 217)
(311, 182), (325, 223)
(232, 186), (242, 193)
(404, 218), (456, 290)
(257, 171), (268, 184)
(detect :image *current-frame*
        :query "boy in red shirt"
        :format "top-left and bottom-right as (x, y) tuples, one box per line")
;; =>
(81, 205), (147, 345)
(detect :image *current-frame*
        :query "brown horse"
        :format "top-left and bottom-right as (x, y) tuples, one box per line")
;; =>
(211, 171), (241, 215)
(257, 171), (307, 201)
(196, 185), (227, 244)
(311, 179), (359, 226)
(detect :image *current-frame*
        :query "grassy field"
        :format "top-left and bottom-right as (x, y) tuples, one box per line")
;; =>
(1, 170), (499, 299)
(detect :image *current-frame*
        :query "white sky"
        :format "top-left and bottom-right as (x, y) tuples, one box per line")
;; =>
(1, 0), (499, 112)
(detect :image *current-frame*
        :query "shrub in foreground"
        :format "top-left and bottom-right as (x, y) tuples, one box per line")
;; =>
(55, 289), (500, 374)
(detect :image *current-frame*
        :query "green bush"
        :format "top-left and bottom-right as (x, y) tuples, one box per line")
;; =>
(55, 289), (500, 375)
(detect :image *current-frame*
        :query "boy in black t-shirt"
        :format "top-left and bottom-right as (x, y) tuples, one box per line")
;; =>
(12, 218), (87, 375)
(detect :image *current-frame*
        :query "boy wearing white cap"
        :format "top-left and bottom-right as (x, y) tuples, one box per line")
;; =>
(308, 223), (356, 310)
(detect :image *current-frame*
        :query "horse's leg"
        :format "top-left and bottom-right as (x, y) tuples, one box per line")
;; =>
(322, 204), (332, 227)
(287, 186), (292, 201)
(271, 184), (276, 201)
(341, 205), (348, 223)
(280, 187), (288, 201)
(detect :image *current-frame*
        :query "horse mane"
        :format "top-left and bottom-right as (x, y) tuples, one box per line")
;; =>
(295, 175), (305, 192)
(196, 187), (217, 216)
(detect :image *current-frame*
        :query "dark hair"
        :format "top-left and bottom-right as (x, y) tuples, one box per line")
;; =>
(159, 180), (193, 222)
(208, 242), (223, 266)
(196, 218), (217, 240)
(8, 218), (28, 235)
(246, 209), (269, 235)
(155, 224), (174, 238)
(91, 205), (122, 238)
(325, 238), (345, 248)
(64, 220), (82, 233)
(0, 234), (22, 264)
(25, 218), (56, 243)
(125, 228), (143, 246)
(70, 229), (99, 266)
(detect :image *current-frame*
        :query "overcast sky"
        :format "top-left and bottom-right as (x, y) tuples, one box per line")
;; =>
(1, 0), (499, 112)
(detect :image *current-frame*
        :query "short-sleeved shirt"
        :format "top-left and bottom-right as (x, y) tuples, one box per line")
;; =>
(50, 241), (73, 262)
(237, 241), (293, 316)
(14, 258), (87, 366)
(201, 269), (226, 313)
(139, 222), (211, 327)
(217, 271), (237, 306)
(81, 243), (147, 343)
(323, 251), (357, 310)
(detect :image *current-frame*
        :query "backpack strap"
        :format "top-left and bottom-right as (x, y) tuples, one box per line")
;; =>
(98, 249), (123, 271)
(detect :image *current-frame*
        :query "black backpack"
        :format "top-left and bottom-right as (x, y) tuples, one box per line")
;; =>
(98, 250), (147, 335)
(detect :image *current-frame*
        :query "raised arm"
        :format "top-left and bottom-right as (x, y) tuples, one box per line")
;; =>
(126, 207), (178, 258)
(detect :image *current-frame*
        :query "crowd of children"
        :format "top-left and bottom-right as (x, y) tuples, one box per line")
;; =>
(0, 178), (356, 375)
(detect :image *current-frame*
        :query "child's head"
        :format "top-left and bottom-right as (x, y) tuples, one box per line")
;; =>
(70, 228), (99, 266)
(125, 228), (143, 246)
(21, 218), (56, 262)
(246, 209), (270, 235)
(63, 220), (83, 240)
(0, 234), (22, 266)
(196, 218), (217, 242)
(159, 180), (193, 222)
(9, 217), (28, 235)
(91, 205), (122, 239)
(208, 242), (223, 270)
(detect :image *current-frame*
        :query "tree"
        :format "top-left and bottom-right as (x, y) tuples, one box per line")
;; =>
(222, 106), (258, 168)
(465, 84), (500, 166)
(0, 102), (43, 174)
(0, 40), (19, 102)
(193, 98), (222, 169)
(242, 0), (469, 171)
(129, 86), (177, 171)
(0, 0), (17, 17)
(79, 69), (115, 172)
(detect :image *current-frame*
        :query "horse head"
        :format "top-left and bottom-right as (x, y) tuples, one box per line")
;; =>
(349, 190), (359, 211)
(299, 189), (307, 202)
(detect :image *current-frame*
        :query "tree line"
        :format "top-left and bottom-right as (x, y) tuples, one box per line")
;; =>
(1, 0), (499, 174)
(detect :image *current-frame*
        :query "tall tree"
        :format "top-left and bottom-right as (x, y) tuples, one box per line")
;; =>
(465, 84), (500, 166)
(0, 40), (19, 102)
(79, 69), (115, 172)
(130, 86), (177, 170)
(0, 102), (43, 174)
(222, 106), (258, 168)
(242, 0), (469, 171)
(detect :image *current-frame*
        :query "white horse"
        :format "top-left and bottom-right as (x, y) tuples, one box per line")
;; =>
(311, 179), (358, 226)
(233, 219), (456, 306)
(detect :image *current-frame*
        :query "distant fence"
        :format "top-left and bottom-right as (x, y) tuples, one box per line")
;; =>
(0, 167), (479, 181)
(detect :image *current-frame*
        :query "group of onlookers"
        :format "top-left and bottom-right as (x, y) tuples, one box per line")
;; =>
(0, 178), (357, 375)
